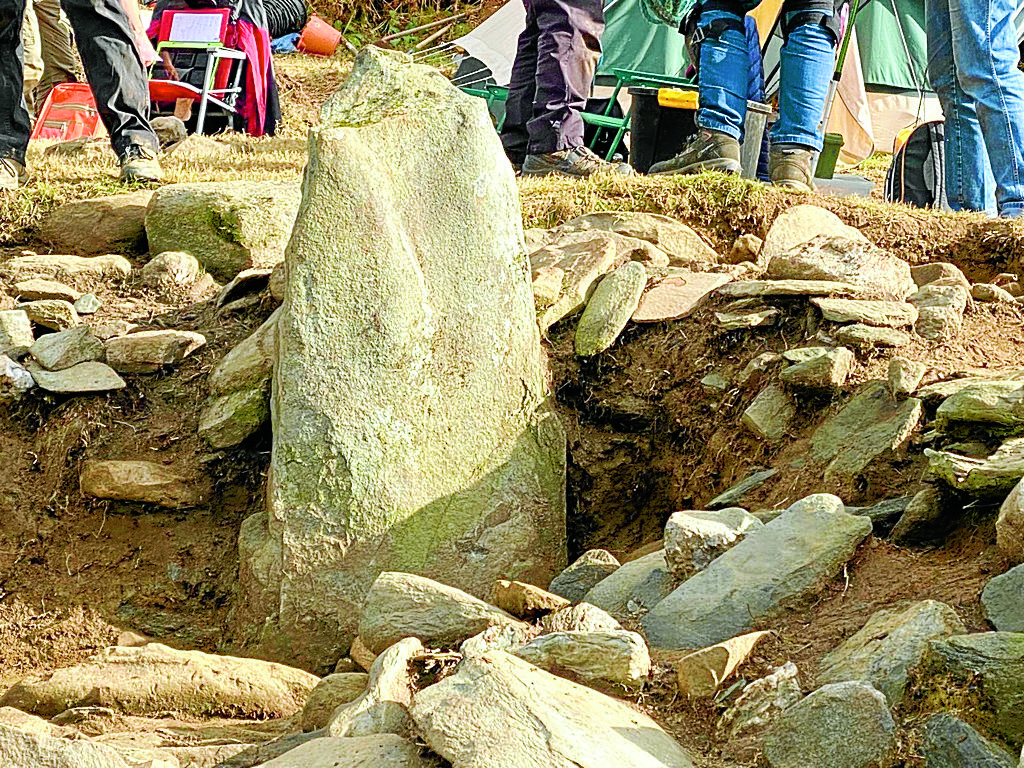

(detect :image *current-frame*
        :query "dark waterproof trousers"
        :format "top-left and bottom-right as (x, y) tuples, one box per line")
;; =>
(500, 0), (604, 164)
(0, 0), (157, 164)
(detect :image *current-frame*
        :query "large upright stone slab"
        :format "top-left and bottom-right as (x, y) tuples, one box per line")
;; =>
(237, 49), (566, 672)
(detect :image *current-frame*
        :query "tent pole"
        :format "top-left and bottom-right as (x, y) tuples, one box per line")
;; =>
(818, 0), (870, 134)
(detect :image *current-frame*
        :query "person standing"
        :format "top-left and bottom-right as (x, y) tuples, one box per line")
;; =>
(926, 0), (1024, 217)
(27, 0), (78, 109)
(499, 0), (633, 177)
(650, 0), (840, 191)
(1, 0), (163, 189)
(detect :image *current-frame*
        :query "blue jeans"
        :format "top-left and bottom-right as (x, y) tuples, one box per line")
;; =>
(926, 0), (1024, 216)
(698, 9), (835, 151)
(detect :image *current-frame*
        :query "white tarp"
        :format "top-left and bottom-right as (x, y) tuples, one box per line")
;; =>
(453, 0), (525, 85)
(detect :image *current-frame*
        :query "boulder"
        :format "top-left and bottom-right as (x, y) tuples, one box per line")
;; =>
(548, 550), (620, 602)
(300, 673), (369, 732)
(10, 277), (80, 302)
(27, 361), (125, 393)
(0, 310), (33, 354)
(812, 297), (918, 327)
(492, 580), (569, 621)
(105, 330), (206, 374)
(760, 205), (867, 263)
(643, 495), (872, 649)
(539, 602), (622, 633)
(29, 326), (104, 371)
(888, 357), (927, 397)
(675, 631), (770, 697)
(146, 181), (302, 281)
(39, 191), (151, 255)
(80, 460), (211, 508)
(810, 382), (922, 484)
(0, 643), (318, 718)
(927, 438), (1024, 497)
(922, 713), (1018, 768)
(762, 682), (896, 768)
(742, 384), (797, 442)
(663, 508), (763, 580)
(633, 272), (731, 322)
(410, 651), (696, 768)
(140, 251), (204, 298)
(238, 49), (566, 670)
(0, 253), (131, 291)
(583, 549), (673, 621)
(574, 261), (646, 356)
(767, 235), (914, 300)
(327, 638), (422, 738)
(0, 723), (130, 768)
(779, 346), (854, 391)
(817, 600), (965, 705)
(890, 486), (950, 545)
(357, 572), (528, 655)
(716, 662), (801, 741)
(834, 323), (912, 349)
(560, 211), (719, 268)
(256, 735), (441, 768)
(18, 299), (78, 330)
(998, 480), (1024, 562)
(982, 565), (1024, 631)
(515, 630), (651, 688)
(935, 380), (1024, 435)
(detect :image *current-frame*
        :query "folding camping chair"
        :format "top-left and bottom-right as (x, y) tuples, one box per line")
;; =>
(148, 7), (247, 134)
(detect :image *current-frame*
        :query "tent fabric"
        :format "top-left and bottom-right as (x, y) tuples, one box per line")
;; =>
(854, 0), (929, 92)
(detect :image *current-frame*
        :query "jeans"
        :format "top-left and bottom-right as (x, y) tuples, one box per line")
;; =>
(926, 0), (1024, 217)
(0, 0), (157, 164)
(698, 5), (836, 151)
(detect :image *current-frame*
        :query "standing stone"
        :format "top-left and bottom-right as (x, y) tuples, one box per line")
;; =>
(548, 550), (620, 602)
(922, 714), (1018, 768)
(982, 565), (1024, 631)
(237, 49), (566, 671)
(762, 682), (896, 768)
(39, 191), (152, 255)
(0, 310), (33, 353)
(574, 260), (646, 357)
(675, 631), (771, 697)
(29, 326), (104, 371)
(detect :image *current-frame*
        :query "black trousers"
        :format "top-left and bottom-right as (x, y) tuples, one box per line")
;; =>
(0, 0), (157, 163)
(500, 0), (605, 163)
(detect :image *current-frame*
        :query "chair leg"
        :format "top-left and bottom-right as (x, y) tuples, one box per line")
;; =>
(196, 52), (215, 134)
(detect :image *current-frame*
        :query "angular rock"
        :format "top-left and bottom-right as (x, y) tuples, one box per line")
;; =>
(718, 279), (871, 299)
(199, 388), (268, 449)
(410, 651), (696, 768)
(460, 623), (537, 658)
(0, 309), (33, 353)
(974, 283), (1019, 303)
(583, 549), (673, 621)
(39, 191), (151, 255)
(548, 550), (620, 602)
(18, 299), (78, 330)
(742, 384), (797, 442)
(782, 346), (829, 363)
(11, 277), (80, 302)
(762, 682), (896, 768)
(73, 293), (100, 315)
(0, 355), (34, 399)
(737, 351), (784, 388)
(911, 283), (971, 314)
(0, 643), (318, 718)
(890, 486), (950, 545)
(922, 713), (1018, 768)
(767, 235), (914, 300)
(708, 468), (778, 509)
(717, 662), (802, 741)
(515, 629), (651, 689)
(239, 50), (566, 670)
(835, 323), (912, 349)
(532, 232), (620, 329)
(725, 233), (763, 264)
(982, 565), (1024, 631)
(350, 638), (377, 672)
(715, 306), (779, 329)
(664, 508), (763, 580)
(357, 572), (527, 655)
(935, 380), (1024, 434)
(92, 320), (136, 340)
(29, 326), (104, 371)
(760, 204), (868, 264)
(140, 251), (203, 298)
(812, 297), (918, 327)
(531, 226), (671, 271)
(632, 272), (731, 322)
(779, 346), (854, 391)
(0, 723), (130, 768)
(105, 330), (206, 374)
(539, 602), (622, 634)
(917, 305), (964, 341)
(561, 211), (718, 268)
(327, 637), (422, 738)
(998, 478), (1024, 562)
(810, 382), (922, 483)
(574, 260), (646, 356)
(80, 460), (210, 508)
(911, 262), (970, 289)
(300, 673), (369, 732)
(209, 309), (277, 396)
(268, 260), (286, 301)
(817, 600), (965, 705)
(927, 438), (1024, 497)
(888, 357), (927, 397)
(28, 361), (125, 393)
(257, 735), (441, 768)
(146, 181), (302, 281)
(675, 631), (770, 697)
(492, 580), (569, 621)
(0, 253), (131, 291)
(643, 494), (872, 649)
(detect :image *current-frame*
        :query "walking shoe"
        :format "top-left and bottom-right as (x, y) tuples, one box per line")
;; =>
(649, 130), (741, 176)
(769, 146), (815, 192)
(522, 146), (634, 178)
(118, 144), (164, 183)
(0, 156), (28, 190)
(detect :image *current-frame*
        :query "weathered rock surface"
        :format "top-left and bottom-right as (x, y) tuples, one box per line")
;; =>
(575, 261), (646, 356)
(0, 643), (318, 718)
(922, 713), (1018, 768)
(910, 283), (970, 341)
(73, 293), (100, 314)
(0, 253), (131, 290)
(974, 283), (1019, 303)
(717, 662), (801, 741)
(742, 383), (797, 442)
(998, 481), (1024, 562)
(140, 251), (204, 298)
(80, 460), (210, 508)
(300, 673), (369, 732)
(888, 357), (928, 397)
(357, 572), (527, 655)
(105, 330), (206, 373)
(675, 631), (770, 697)
(643, 495), (872, 649)
(539, 602), (622, 633)
(28, 361), (125, 393)
(583, 549), (673, 620)
(18, 299), (78, 330)
(10, 277), (81, 302)
(29, 326), (104, 371)
(531, 232), (620, 326)
(560, 210), (718, 268)
(767, 235), (914, 300)
(760, 205), (867, 264)
(779, 346), (854, 391)
(460, 623), (537, 658)
(515, 629), (651, 688)
(146, 181), (302, 281)
(0, 355), (34, 399)
(664, 508), (763, 580)
(936, 380), (1024, 435)
(835, 323), (912, 349)
(238, 50), (566, 670)
(813, 297), (918, 327)
(817, 600), (965, 705)
(633, 272), (730, 322)
(0, 309), (33, 353)
(0, 723), (130, 768)
(890, 486), (950, 545)
(39, 191), (151, 254)
(762, 682), (896, 768)
(928, 438), (1024, 497)
(911, 262), (970, 289)
(548, 550), (620, 602)
(410, 651), (696, 767)
(983, 565), (1024, 631)
(258, 734), (440, 768)
(199, 388), (268, 449)
(492, 580), (569, 620)
(718, 279), (871, 299)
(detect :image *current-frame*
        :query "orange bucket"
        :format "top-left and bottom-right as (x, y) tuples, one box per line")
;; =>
(297, 15), (341, 57)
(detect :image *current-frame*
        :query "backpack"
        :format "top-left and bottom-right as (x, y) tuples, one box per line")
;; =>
(885, 121), (948, 209)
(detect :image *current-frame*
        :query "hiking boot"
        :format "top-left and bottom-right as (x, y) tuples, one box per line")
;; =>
(649, 130), (741, 176)
(769, 146), (815, 192)
(522, 146), (634, 178)
(118, 144), (164, 183)
(0, 156), (28, 190)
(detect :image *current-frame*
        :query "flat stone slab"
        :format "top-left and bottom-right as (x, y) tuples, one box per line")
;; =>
(80, 459), (210, 508)
(633, 272), (731, 322)
(835, 323), (913, 349)
(17, 300), (78, 331)
(11, 278), (81, 303)
(812, 297), (918, 327)
(768, 235), (914, 300)
(29, 326), (104, 371)
(643, 494), (872, 649)
(935, 380), (1024, 434)
(27, 361), (125, 393)
(718, 280), (870, 299)
(104, 330), (206, 373)
(927, 438), (1024, 497)
(0, 254), (131, 291)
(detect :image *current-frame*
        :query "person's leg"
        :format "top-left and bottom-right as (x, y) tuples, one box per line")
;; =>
(22, 0), (42, 112)
(949, 0), (1024, 216)
(0, 0), (32, 175)
(499, 0), (539, 168)
(33, 0), (77, 106)
(926, 0), (996, 212)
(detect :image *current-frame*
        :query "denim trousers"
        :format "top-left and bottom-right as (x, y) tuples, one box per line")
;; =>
(698, 5), (836, 151)
(927, 0), (1024, 216)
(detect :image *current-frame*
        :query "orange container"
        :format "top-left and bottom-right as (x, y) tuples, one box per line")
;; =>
(297, 15), (341, 57)
(30, 82), (106, 142)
